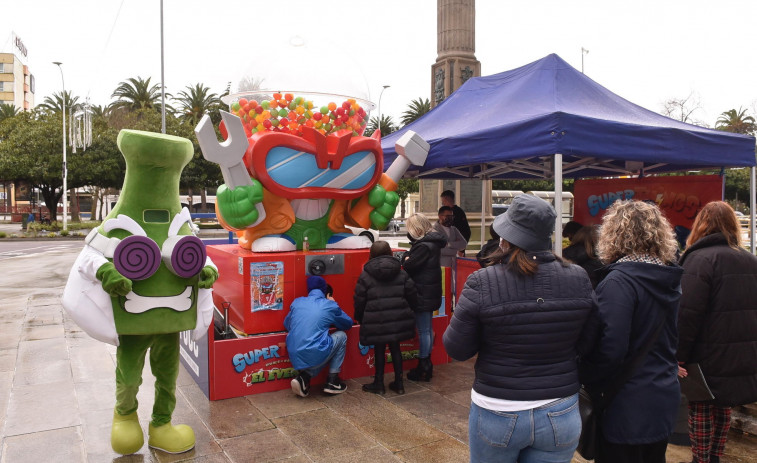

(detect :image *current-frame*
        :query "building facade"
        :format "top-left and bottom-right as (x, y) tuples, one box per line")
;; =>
(0, 51), (35, 111)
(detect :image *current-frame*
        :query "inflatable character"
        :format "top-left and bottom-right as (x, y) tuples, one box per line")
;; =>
(62, 130), (218, 455)
(195, 109), (429, 252)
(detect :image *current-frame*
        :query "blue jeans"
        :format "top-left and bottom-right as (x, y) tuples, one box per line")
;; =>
(468, 394), (580, 463)
(303, 330), (347, 377)
(415, 312), (433, 359)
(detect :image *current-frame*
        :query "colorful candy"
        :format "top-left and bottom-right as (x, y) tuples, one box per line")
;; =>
(228, 93), (370, 137)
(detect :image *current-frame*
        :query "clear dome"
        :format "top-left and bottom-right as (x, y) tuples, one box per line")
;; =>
(221, 36), (375, 138)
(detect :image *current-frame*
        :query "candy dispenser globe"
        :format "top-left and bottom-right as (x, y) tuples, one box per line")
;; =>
(222, 36), (375, 139)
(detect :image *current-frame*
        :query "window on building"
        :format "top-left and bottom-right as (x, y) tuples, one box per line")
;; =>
(0, 82), (5, 91)
(0, 63), (4, 73)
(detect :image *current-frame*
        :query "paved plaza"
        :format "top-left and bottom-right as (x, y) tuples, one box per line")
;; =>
(0, 233), (755, 462)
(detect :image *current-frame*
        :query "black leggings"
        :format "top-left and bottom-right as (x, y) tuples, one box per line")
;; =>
(373, 342), (403, 377)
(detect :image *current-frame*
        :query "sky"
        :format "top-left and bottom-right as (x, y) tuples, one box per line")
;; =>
(2, 0), (756, 128)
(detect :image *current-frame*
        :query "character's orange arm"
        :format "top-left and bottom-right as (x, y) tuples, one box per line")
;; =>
(217, 188), (294, 250)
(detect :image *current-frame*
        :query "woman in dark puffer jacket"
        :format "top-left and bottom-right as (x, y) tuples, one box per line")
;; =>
(401, 213), (447, 382)
(443, 194), (595, 463)
(354, 241), (418, 395)
(677, 201), (757, 463)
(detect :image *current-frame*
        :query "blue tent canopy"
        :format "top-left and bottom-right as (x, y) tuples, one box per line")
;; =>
(382, 54), (756, 179)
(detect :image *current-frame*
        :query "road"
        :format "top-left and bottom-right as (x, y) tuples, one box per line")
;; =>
(0, 241), (84, 260)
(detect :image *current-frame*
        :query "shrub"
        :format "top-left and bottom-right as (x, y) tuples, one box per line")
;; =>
(0, 231), (6, 238)
(60, 229), (70, 237)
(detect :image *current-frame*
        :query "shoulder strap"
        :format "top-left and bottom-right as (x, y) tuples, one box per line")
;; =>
(600, 308), (668, 408)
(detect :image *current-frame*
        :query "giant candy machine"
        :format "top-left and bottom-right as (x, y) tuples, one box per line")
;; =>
(179, 86), (452, 400)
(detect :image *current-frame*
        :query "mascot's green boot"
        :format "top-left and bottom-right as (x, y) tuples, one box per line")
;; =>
(148, 422), (196, 454)
(111, 410), (144, 455)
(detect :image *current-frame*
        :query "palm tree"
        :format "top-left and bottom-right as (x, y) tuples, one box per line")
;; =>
(174, 83), (222, 125)
(36, 91), (81, 115)
(716, 107), (756, 135)
(400, 97), (431, 126)
(109, 76), (168, 113)
(364, 114), (397, 138)
(0, 103), (19, 122)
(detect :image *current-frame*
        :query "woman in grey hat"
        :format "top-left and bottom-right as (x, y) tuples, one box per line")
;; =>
(443, 194), (596, 463)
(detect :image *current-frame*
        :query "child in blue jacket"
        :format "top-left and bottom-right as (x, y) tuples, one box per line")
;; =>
(285, 276), (353, 397)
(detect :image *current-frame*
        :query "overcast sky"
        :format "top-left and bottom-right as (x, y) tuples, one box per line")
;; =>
(2, 0), (756, 127)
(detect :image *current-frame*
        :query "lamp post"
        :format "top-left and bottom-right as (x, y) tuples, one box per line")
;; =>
(53, 61), (67, 231)
(581, 47), (589, 73)
(377, 85), (390, 135)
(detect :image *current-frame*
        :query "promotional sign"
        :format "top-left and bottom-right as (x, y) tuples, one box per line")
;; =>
(207, 316), (450, 400)
(573, 175), (724, 229)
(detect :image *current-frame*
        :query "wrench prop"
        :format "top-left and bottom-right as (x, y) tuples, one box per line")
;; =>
(195, 111), (252, 190)
(349, 130), (430, 229)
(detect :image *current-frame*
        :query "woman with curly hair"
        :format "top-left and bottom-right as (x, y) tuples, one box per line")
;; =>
(677, 201), (757, 463)
(581, 200), (683, 463)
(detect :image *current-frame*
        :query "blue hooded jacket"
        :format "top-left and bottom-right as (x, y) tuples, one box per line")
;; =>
(582, 261), (683, 445)
(284, 289), (353, 371)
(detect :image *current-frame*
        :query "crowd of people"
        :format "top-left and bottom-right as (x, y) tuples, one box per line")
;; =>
(282, 194), (757, 463)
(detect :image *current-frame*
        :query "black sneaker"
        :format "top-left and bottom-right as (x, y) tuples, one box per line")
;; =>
(290, 372), (310, 397)
(323, 373), (347, 394)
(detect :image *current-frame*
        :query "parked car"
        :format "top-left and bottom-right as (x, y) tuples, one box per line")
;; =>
(492, 204), (509, 216)
(387, 218), (405, 234)
(345, 226), (379, 243)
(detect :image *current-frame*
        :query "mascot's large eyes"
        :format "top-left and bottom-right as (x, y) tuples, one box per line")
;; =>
(143, 209), (170, 223)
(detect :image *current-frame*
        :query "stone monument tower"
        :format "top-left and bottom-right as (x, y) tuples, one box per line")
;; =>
(420, 0), (488, 246)
(431, 0), (481, 108)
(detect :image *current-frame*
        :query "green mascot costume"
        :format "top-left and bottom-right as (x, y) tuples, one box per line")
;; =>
(63, 130), (218, 455)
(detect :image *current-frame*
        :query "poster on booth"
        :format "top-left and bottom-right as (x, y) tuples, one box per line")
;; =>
(250, 261), (284, 312)
(573, 175), (724, 231)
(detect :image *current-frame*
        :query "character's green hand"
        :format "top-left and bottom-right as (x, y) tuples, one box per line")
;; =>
(96, 262), (133, 297)
(217, 179), (264, 230)
(198, 266), (218, 289)
(367, 185), (400, 231)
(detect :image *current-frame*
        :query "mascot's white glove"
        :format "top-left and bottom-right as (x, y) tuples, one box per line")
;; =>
(191, 258), (218, 341)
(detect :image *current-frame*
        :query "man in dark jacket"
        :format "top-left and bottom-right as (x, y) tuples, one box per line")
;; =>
(285, 276), (353, 397)
(441, 190), (471, 243)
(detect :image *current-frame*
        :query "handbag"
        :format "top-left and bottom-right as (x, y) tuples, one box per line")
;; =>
(577, 307), (668, 460)
(577, 387), (598, 459)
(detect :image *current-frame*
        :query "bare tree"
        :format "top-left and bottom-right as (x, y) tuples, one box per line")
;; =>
(237, 76), (265, 93)
(661, 92), (708, 127)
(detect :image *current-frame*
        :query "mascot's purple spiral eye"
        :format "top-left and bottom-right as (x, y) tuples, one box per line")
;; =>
(113, 235), (161, 280)
(162, 235), (206, 278)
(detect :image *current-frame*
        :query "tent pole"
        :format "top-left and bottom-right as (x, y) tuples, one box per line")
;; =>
(481, 173), (487, 250)
(554, 153), (563, 256)
(751, 166), (755, 254)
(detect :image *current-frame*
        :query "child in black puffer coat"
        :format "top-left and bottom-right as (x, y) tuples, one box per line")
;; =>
(354, 241), (418, 395)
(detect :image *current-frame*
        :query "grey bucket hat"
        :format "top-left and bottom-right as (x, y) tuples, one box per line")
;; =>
(492, 194), (556, 252)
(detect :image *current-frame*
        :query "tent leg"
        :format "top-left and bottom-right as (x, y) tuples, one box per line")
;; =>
(554, 153), (563, 256)
(751, 166), (755, 254)
(481, 174), (487, 249)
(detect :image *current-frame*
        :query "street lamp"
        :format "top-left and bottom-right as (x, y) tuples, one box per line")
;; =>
(52, 61), (67, 231)
(377, 85), (390, 135)
(581, 47), (589, 73)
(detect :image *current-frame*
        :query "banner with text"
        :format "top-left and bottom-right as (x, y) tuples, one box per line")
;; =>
(573, 175), (724, 229)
